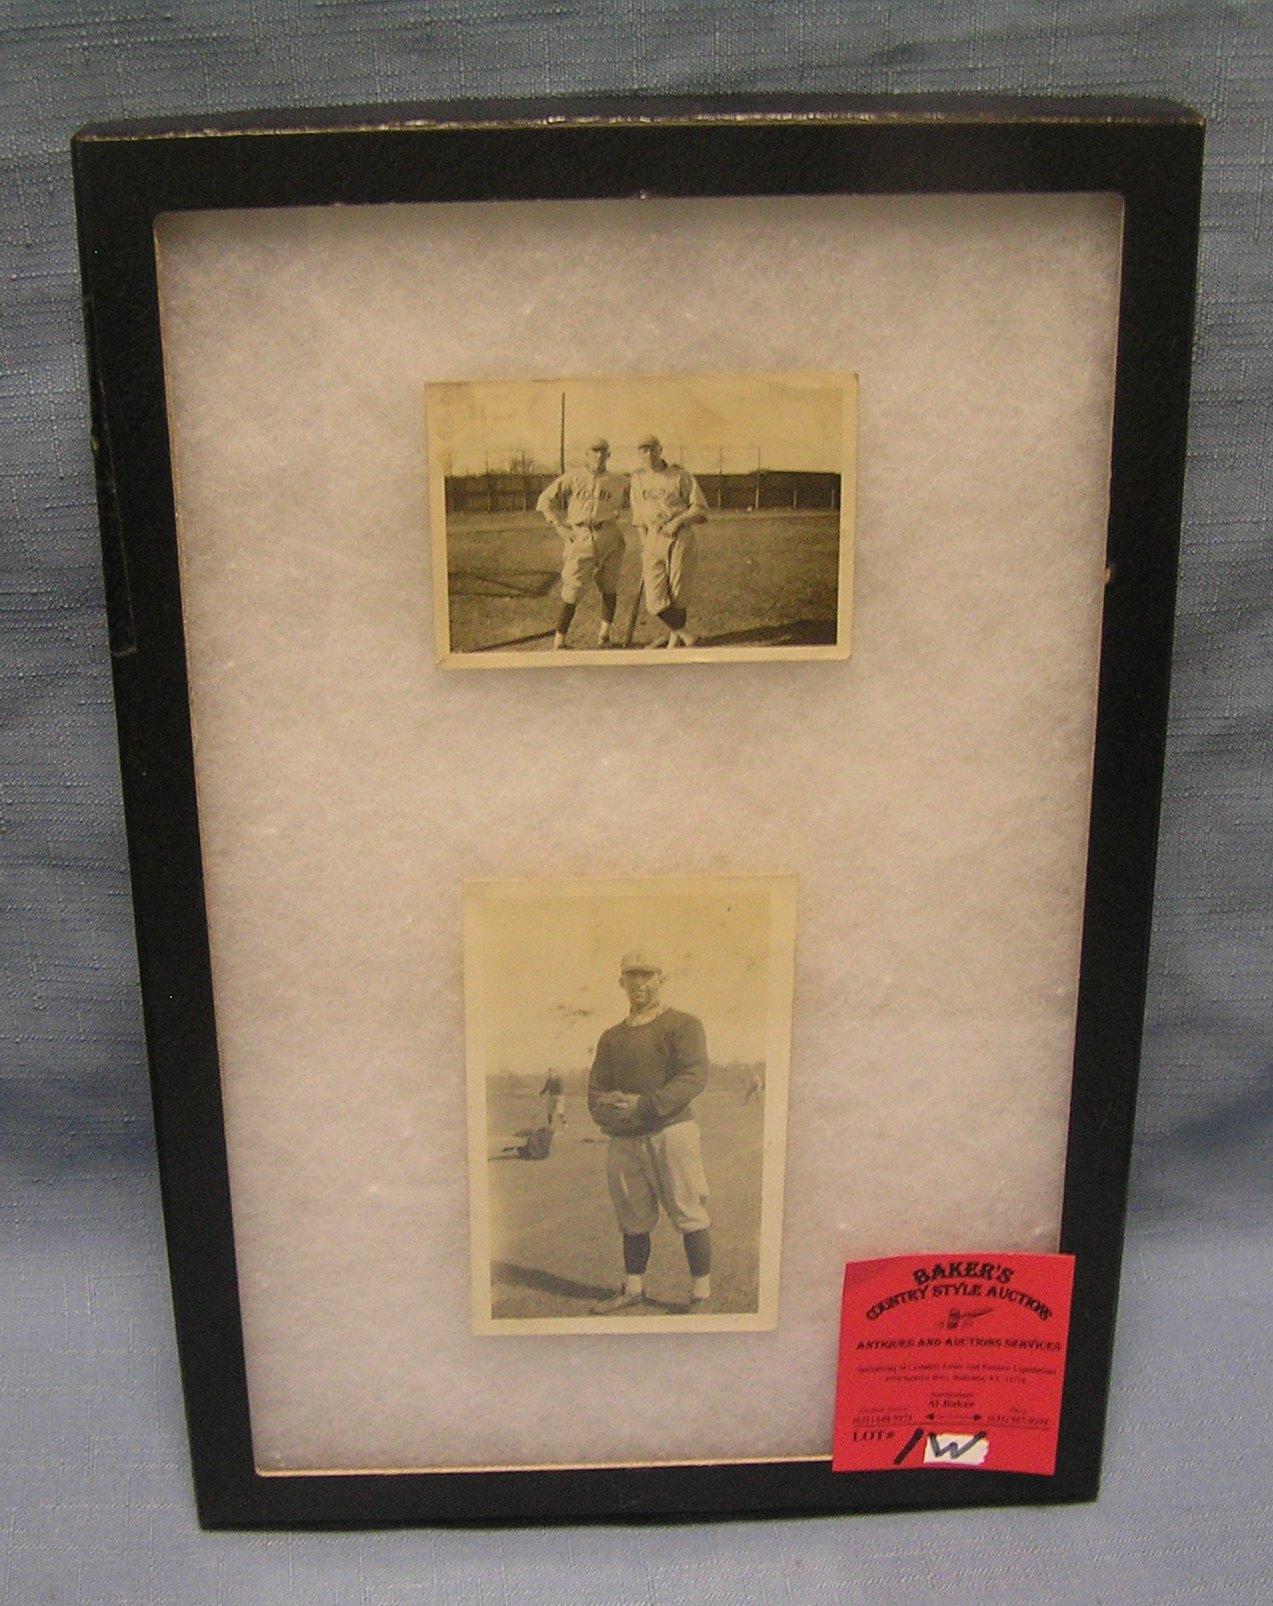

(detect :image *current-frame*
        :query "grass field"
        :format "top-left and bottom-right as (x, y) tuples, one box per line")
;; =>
(485, 1078), (765, 1320)
(446, 509), (841, 654)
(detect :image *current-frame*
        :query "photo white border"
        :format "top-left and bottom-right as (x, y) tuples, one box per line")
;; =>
(427, 372), (856, 669)
(463, 874), (798, 1334)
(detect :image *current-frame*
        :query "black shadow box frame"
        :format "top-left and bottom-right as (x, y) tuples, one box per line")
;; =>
(71, 94), (1203, 1528)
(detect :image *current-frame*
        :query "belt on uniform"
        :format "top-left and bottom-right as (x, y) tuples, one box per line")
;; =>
(569, 520), (617, 530)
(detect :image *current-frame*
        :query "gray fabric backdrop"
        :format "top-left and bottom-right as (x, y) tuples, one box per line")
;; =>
(2, 3), (1268, 1600)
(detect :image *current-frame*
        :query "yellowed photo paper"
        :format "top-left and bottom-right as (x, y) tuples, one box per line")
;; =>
(464, 876), (797, 1334)
(427, 372), (855, 667)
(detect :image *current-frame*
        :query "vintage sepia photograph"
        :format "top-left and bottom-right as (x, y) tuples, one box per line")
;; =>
(463, 876), (797, 1334)
(427, 372), (855, 667)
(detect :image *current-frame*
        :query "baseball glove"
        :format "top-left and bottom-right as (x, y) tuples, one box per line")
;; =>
(591, 1090), (644, 1136)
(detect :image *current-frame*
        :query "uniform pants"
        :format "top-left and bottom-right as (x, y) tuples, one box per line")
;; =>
(560, 523), (623, 604)
(606, 1121), (711, 1235)
(639, 527), (698, 614)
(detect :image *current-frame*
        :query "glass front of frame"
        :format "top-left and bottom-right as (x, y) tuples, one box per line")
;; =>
(152, 188), (1123, 1474)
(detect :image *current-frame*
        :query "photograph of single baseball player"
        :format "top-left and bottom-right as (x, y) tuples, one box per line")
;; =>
(426, 372), (855, 668)
(463, 876), (797, 1334)
(587, 948), (714, 1316)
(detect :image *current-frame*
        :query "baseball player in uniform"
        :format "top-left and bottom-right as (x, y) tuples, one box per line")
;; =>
(534, 437), (628, 649)
(499, 1125), (553, 1161)
(540, 1071), (566, 1129)
(587, 949), (713, 1314)
(629, 435), (709, 648)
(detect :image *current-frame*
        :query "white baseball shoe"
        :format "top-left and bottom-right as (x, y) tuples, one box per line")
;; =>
(552, 632), (568, 650)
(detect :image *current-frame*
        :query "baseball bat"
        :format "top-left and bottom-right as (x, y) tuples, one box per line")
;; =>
(622, 580), (644, 648)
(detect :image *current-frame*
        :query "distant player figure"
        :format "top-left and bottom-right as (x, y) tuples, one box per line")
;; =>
(535, 436), (628, 649)
(742, 1069), (763, 1106)
(500, 1125), (554, 1161)
(629, 434), (709, 648)
(540, 1070), (566, 1129)
(587, 949), (713, 1315)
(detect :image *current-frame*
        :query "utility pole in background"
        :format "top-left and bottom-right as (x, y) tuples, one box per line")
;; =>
(559, 392), (566, 473)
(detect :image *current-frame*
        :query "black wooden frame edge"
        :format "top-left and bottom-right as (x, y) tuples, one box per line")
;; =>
(74, 91), (1203, 141)
(71, 96), (1203, 1529)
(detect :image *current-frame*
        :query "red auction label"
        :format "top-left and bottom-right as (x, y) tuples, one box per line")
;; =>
(832, 1252), (1075, 1475)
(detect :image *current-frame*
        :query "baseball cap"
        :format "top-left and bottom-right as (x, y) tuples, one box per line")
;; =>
(587, 435), (610, 450)
(620, 948), (662, 974)
(636, 433), (661, 450)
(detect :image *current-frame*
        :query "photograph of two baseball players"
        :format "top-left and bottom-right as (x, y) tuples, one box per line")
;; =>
(465, 877), (797, 1334)
(427, 371), (855, 667)
(538, 432), (703, 651)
